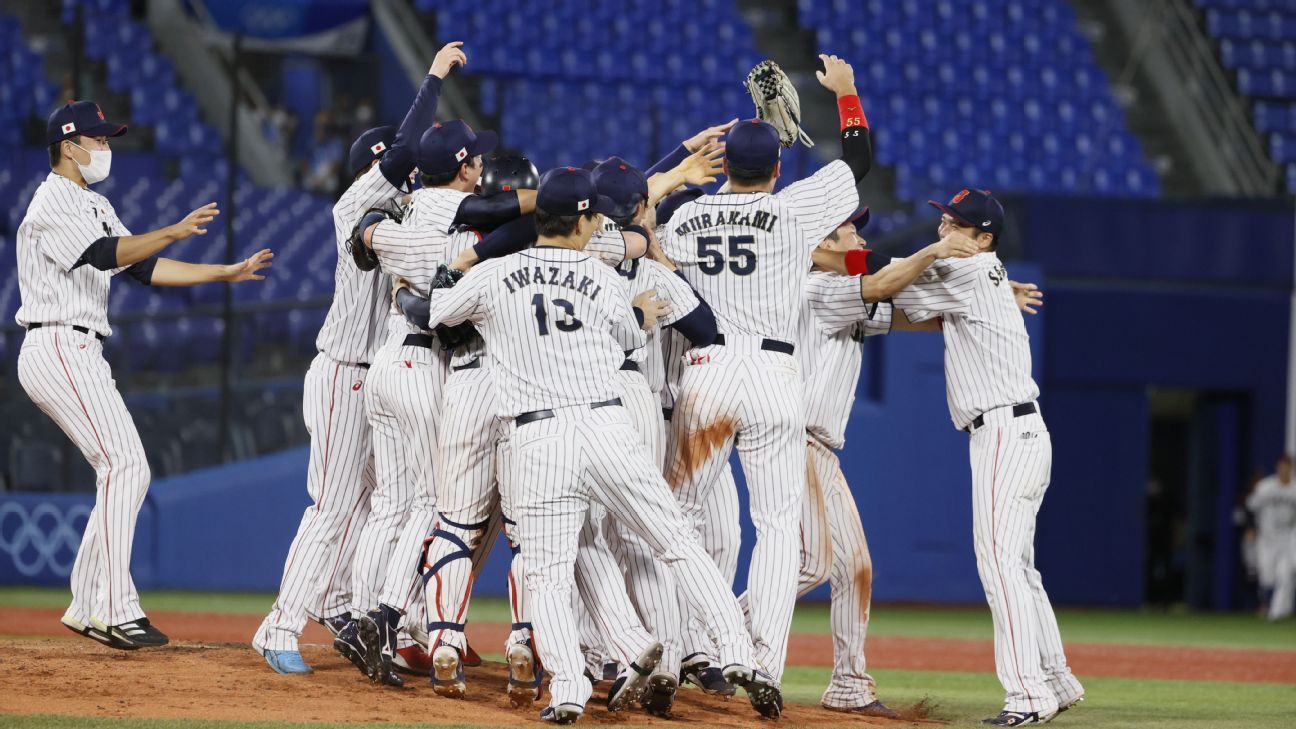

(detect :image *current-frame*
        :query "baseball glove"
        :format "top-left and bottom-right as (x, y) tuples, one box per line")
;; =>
(745, 59), (814, 149)
(347, 199), (406, 272)
(427, 264), (478, 350)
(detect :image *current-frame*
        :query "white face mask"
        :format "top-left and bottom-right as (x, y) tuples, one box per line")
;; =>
(70, 142), (111, 184)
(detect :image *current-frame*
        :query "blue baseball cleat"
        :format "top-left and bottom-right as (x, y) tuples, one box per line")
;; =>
(263, 649), (313, 674)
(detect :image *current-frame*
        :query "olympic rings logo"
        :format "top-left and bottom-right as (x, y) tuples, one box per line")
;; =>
(0, 502), (91, 578)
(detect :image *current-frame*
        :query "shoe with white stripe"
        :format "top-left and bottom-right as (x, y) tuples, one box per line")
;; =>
(61, 614), (137, 651)
(90, 617), (169, 648)
(982, 710), (1043, 726)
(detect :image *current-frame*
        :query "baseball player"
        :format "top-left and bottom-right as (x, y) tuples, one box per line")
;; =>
(890, 188), (1084, 726)
(788, 210), (1046, 717)
(660, 53), (870, 684)
(415, 167), (778, 724)
(1247, 454), (1296, 620)
(347, 120), (544, 684)
(17, 100), (269, 650)
(254, 42), (464, 675)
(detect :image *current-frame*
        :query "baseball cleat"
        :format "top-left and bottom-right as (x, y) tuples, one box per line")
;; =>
(640, 671), (678, 718)
(308, 612), (351, 639)
(680, 653), (735, 696)
(1056, 694), (1084, 714)
(823, 700), (900, 719)
(333, 619), (370, 677)
(539, 702), (584, 724)
(431, 644), (466, 698)
(722, 664), (784, 719)
(601, 661), (619, 683)
(91, 617), (169, 648)
(982, 710), (1043, 726)
(392, 644), (433, 675)
(358, 610), (403, 687)
(607, 641), (662, 712)
(261, 649), (313, 674)
(507, 641), (544, 707)
(61, 614), (137, 651)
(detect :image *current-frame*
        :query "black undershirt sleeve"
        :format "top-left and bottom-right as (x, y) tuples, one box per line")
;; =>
(72, 236), (119, 271)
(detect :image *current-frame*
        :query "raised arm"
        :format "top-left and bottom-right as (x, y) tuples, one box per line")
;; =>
(72, 203), (219, 271)
(378, 42), (465, 189)
(815, 54), (871, 182)
(860, 233), (979, 302)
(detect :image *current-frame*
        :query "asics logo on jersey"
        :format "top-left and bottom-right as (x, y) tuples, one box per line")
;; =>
(501, 265), (603, 299)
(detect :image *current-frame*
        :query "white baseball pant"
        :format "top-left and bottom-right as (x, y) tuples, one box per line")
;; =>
(668, 337), (805, 679)
(18, 327), (150, 627)
(970, 406), (1082, 715)
(256, 352), (375, 651)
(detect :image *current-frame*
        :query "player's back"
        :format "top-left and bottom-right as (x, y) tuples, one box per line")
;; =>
(469, 247), (640, 417)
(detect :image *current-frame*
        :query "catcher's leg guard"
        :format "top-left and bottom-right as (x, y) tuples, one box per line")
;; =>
(422, 513), (491, 652)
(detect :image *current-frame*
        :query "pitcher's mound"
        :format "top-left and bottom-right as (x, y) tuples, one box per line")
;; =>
(1, 638), (936, 726)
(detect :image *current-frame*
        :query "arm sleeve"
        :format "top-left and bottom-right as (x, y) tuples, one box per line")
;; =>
(72, 236), (119, 271)
(122, 255), (159, 284)
(370, 218), (450, 279)
(646, 144), (690, 176)
(472, 213), (537, 260)
(424, 269), (486, 328)
(652, 264), (701, 327)
(775, 159), (860, 246)
(840, 126), (872, 183)
(453, 191), (522, 230)
(379, 74), (443, 190)
(890, 258), (979, 319)
(805, 271), (880, 334)
(396, 287), (431, 330)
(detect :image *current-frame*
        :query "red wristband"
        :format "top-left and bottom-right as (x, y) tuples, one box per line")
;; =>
(844, 248), (870, 276)
(838, 94), (868, 131)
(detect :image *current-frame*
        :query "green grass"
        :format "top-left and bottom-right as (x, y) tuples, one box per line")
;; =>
(4, 587), (1294, 650)
(4, 667), (1295, 728)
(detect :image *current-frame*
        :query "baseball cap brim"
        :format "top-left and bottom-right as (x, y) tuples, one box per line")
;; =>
(848, 206), (870, 231)
(589, 193), (619, 216)
(927, 200), (975, 227)
(470, 130), (498, 158)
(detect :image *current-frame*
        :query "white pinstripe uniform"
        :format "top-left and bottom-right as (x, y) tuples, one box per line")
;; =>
(790, 270), (893, 708)
(420, 247), (757, 710)
(255, 163), (396, 652)
(1247, 475), (1296, 619)
(892, 253), (1083, 716)
(661, 159), (858, 679)
(350, 188), (470, 625)
(660, 327), (742, 668)
(15, 172), (148, 629)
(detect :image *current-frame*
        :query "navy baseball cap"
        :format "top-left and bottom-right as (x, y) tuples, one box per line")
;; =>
(536, 167), (619, 217)
(592, 157), (648, 220)
(418, 120), (498, 175)
(726, 118), (781, 171)
(929, 188), (1004, 238)
(848, 206), (870, 232)
(348, 126), (396, 177)
(46, 101), (127, 145)
(656, 187), (705, 226)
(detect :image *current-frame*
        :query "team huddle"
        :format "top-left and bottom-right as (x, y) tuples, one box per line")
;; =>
(16, 40), (1083, 729)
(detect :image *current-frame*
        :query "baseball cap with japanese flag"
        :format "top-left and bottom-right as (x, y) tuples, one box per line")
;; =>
(417, 119), (498, 176)
(46, 100), (127, 145)
(348, 125), (396, 177)
(535, 167), (619, 217)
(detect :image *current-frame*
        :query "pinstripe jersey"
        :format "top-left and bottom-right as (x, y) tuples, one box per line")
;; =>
(422, 247), (645, 417)
(369, 187), (470, 335)
(15, 172), (130, 336)
(660, 160), (857, 342)
(799, 271), (893, 448)
(315, 164), (403, 364)
(891, 252), (1038, 430)
(616, 256), (699, 392)
(586, 220), (629, 266)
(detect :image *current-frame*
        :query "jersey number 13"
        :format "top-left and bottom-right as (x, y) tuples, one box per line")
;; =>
(532, 294), (582, 335)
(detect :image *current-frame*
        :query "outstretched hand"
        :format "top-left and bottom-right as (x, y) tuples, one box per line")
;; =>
(684, 119), (738, 153)
(225, 248), (273, 283)
(815, 53), (856, 96)
(1010, 281), (1043, 314)
(932, 232), (980, 259)
(676, 143), (725, 187)
(172, 203), (220, 241)
(430, 41), (466, 78)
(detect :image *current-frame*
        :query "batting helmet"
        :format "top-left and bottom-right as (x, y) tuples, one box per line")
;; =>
(480, 155), (539, 197)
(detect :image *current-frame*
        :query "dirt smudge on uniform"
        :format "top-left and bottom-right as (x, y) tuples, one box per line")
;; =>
(667, 417), (735, 490)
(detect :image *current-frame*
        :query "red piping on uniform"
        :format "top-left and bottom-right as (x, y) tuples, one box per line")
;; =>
(317, 364), (341, 511)
(990, 427), (1032, 711)
(432, 571), (446, 649)
(321, 489), (367, 615)
(55, 333), (116, 621)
